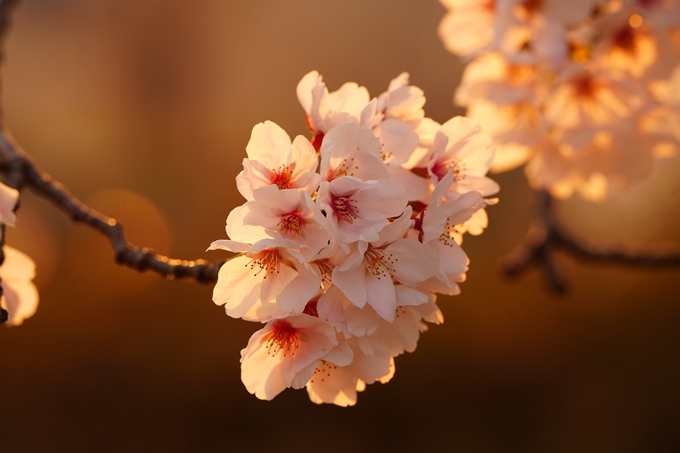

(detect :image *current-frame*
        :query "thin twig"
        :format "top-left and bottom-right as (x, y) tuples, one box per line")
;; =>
(13, 138), (226, 283)
(501, 190), (680, 294)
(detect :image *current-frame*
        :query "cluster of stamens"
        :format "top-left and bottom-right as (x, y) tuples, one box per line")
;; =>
(246, 249), (281, 279)
(363, 246), (396, 279)
(331, 193), (360, 224)
(309, 360), (337, 383)
(432, 157), (465, 182)
(265, 320), (300, 357)
(315, 259), (333, 282)
(327, 157), (359, 180)
(270, 165), (295, 190)
(380, 143), (394, 164)
(278, 211), (306, 238)
(439, 217), (458, 248)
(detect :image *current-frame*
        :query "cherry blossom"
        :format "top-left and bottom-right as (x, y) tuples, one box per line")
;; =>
(317, 176), (407, 244)
(240, 315), (342, 400)
(211, 71), (498, 405)
(441, 0), (680, 201)
(235, 121), (320, 200)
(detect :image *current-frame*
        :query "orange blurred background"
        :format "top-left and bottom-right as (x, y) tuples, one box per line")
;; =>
(2, 1), (680, 451)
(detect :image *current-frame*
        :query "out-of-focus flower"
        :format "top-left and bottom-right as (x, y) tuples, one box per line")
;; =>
(1, 246), (39, 327)
(442, 0), (680, 202)
(211, 71), (499, 405)
(0, 182), (38, 327)
(438, 0), (496, 57)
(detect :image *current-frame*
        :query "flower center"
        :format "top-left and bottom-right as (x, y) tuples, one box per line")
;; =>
(247, 249), (281, 279)
(432, 158), (465, 182)
(521, 0), (542, 15)
(363, 246), (396, 279)
(315, 259), (333, 282)
(270, 165), (295, 190)
(278, 211), (306, 238)
(573, 74), (599, 99)
(331, 193), (360, 224)
(613, 25), (636, 53)
(326, 158), (358, 181)
(265, 320), (300, 357)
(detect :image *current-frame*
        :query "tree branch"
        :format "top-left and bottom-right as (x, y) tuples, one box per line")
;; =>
(501, 190), (680, 294)
(0, 131), (227, 283)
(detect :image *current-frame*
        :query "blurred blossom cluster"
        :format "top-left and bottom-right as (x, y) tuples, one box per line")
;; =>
(440, 0), (680, 201)
(209, 71), (499, 405)
(0, 183), (38, 327)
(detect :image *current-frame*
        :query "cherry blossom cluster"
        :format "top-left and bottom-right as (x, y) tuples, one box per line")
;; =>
(210, 71), (499, 406)
(0, 182), (39, 327)
(440, 0), (680, 201)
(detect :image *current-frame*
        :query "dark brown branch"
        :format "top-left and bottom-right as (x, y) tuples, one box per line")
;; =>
(0, 131), (226, 284)
(501, 190), (680, 294)
(22, 154), (228, 283)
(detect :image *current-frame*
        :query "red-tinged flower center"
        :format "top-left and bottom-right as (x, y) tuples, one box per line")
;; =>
(363, 246), (396, 280)
(278, 211), (306, 238)
(331, 193), (360, 224)
(521, 0), (542, 15)
(484, 0), (496, 13)
(573, 74), (600, 100)
(431, 158), (465, 182)
(265, 320), (301, 357)
(613, 24), (636, 52)
(247, 249), (281, 279)
(270, 165), (295, 190)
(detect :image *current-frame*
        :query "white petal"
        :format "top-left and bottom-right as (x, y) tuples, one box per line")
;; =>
(245, 121), (293, 170)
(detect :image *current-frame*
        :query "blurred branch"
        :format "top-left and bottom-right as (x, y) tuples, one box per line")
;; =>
(501, 190), (680, 294)
(0, 0), (20, 64)
(0, 1), (225, 285)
